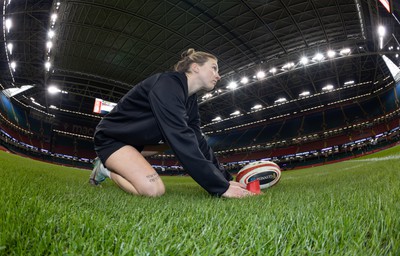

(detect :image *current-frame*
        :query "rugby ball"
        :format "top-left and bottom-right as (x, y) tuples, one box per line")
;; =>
(236, 161), (281, 189)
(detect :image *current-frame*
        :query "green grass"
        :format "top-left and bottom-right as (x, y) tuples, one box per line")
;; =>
(1, 146), (399, 255)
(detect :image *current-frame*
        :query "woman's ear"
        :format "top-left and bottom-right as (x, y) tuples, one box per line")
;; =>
(190, 62), (199, 73)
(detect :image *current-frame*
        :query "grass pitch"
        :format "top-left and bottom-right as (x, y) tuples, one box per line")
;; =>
(0, 146), (399, 255)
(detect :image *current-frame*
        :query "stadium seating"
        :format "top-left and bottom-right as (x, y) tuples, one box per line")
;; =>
(1, 82), (399, 171)
(302, 112), (323, 134)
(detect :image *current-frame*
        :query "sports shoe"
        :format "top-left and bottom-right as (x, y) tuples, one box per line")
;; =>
(89, 157), (107, 186)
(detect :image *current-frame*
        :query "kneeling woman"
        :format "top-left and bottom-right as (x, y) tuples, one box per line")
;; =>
(90, 49), (255, 198)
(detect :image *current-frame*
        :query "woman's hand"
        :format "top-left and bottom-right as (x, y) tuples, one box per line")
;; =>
(229, 180), (246, 189)
(222, 181), (255, 198)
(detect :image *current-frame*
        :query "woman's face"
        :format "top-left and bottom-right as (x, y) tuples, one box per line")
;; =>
(197, 58), (221, 91)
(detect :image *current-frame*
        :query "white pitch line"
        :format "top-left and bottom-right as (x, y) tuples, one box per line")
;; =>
(350, 155), (400, 162)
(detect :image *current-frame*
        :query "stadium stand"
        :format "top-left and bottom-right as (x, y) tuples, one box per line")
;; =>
(302, 112), (324, 134)
(1, 80), (399, 172)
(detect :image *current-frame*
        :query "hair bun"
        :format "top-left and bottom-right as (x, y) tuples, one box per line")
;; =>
(181, 48), (196, 58)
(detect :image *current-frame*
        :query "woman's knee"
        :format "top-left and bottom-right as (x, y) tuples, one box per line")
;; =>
(138, 182), (165, 197)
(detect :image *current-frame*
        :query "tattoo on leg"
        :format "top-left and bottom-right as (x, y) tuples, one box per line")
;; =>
(146, 173), (160, 183)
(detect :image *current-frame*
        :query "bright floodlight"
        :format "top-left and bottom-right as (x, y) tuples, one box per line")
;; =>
(340, 48), (351, 55)
(45, 61), (51, 71)
(251, 104), (262, 110)
(377, 26), (386, 37)
(299, 91), (310, 97)
(344, 80), (354, 85)
(212, 116), (222, 122)
(377, 26), (386, 50)
(282, 62), (295, 70)
(7, 43), (13, 54)
(51, 13), (58, 23)
(5, 19), (12, 33)
(327, 50), (336, 58)
(322, 84), (334, 91)
(300, 57), (308, 65)
(227, 81), (238, 90)
(256, 71), (265, 79)
(230, 110), (240, 116)
(48, 30), (55, 39)
(274, 97), (287, 103)
(46, 41), (53, 52)
(10, 61), (16, 71)
(269, 68), (277, 74)
(313, 53), (324, 62)
(48, 85), (61, 94)
(202, 93), (212, 100)
(240, 77), (249, 84)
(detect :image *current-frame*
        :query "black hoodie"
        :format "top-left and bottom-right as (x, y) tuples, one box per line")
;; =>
(95, 71), (232, 196)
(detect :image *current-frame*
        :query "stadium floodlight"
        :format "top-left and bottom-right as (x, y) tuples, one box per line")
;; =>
(282, 62), (295, 70)
(299, 91), (310, 97)
(274, 97), (287, 104)
(340, 48), (351, 55)
(10, 61), (16, 71)
(269, 68), (277, 74)
(227, 81), (238, 90)
(5, 18), (12, 33)
(48, 85), (61, 94)
(344, 80), (354, 85)
(47, 86), (67, 95)
(312, 53), (324, 62)
(377, 25), (386, 50)
(327, 50), (336, 58)
(45, 61), (51, 71)
(51, 13), (57, 23)
(212, 116), (222, 122)
(251, 104), (262, 110)
(48, 30), (55, 39)
(46, 41), (53, 52)
(202, 93), (212, 100)
(322, 84), (334, 91)
(230, 110), (240, 116)
(300, 57), (308, 65)
(377, 25), (386, 37)
(256, 71), (265, 79)
(7, 43), (13, 55)
(240, 77), (249, 84)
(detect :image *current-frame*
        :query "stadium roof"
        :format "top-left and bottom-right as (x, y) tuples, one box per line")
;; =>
(0, 0), (399, 132)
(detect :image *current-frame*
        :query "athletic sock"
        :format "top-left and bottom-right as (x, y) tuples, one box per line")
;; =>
(101, 164), (111, 178)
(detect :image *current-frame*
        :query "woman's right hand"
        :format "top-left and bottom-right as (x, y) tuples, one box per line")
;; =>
(222, 183), (256, 198)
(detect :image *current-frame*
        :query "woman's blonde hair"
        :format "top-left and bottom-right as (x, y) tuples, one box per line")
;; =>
(174, 48), (217, 73)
